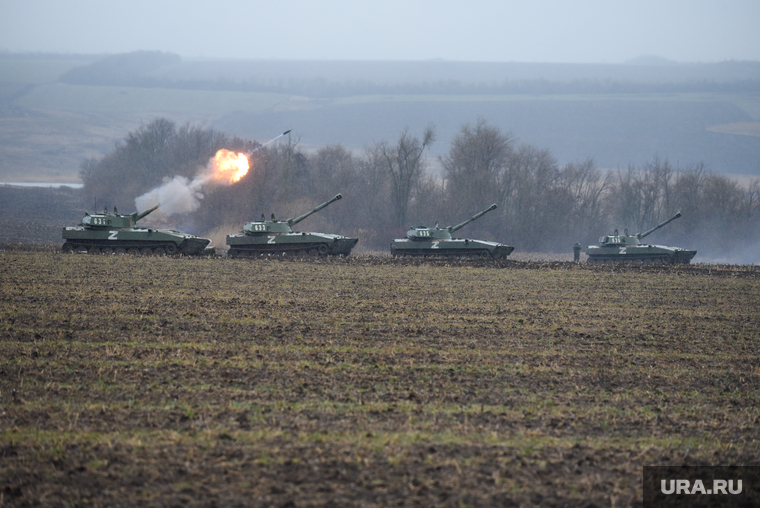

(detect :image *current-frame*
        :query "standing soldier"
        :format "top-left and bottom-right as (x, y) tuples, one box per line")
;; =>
(573, 242), (582, 262)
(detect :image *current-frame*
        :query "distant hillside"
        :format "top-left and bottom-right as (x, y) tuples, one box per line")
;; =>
(59, 51), (180, 87)
(57, 53), (760, 95)
(1, 53), (759, 183)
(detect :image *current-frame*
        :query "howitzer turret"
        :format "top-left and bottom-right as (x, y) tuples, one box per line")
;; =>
(130, 205), (159, 224)
(287, 194), (342, 227)
(449, 203), (498, 233)
(62, 204), (211, 256)
(637, 211), (681, 240)
(391, 203), (513, 259)
(227, 193), (358, 257)
(586, 211), (696, 264)
(81, 205), (158, 229)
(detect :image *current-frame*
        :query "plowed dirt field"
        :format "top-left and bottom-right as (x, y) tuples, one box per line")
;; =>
(1, 250), (759, 507)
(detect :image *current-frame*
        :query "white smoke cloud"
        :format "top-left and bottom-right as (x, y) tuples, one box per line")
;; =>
(134, 148), (252, 216)
(134, 175), (206, 216)
(133, 132), (289, 216)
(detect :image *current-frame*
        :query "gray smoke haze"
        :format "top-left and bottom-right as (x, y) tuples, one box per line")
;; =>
(135, 149), (250, 215)
(697, 241), (760, 266)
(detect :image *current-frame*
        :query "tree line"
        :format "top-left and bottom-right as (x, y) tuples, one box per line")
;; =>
(81, 118), (760, 262)
(57, 51), (760, 97)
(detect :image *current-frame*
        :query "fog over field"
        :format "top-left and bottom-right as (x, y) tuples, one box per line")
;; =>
(1, 0), (759, 182)
(2, 1), (760, 63)
(3, 54), (760, 183)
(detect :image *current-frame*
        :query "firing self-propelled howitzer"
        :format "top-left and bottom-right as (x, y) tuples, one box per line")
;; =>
(226, 193), (359, 257)
(62, 205), (212, 256)
(390, 203), (514, 259)
(586, 211), (696, 264)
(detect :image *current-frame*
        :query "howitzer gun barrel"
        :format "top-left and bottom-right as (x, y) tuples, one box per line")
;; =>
(638, 211), (682, 239)
(287, 194), (342, 226)
(132, 205), (159, 223)
(449, 204), (498, 232)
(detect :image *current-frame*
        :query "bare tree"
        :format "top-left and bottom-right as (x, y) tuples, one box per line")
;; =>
(352, 145), (395, 248)
(745, 178), (760, 221)
(502, 144), (562, 251)
(610, 157), (678, 233)
(126, 118), (177, 185)
(560, 158), (612, 243)
(440, 119), (515, 214)
(170, 123), (228, 177)
(279, 131), (302, 195)
(377, 125), (436, 227)
(81, 118), (180, 209)
(408, 172), (446, 227)
(308, 145), (361, 232)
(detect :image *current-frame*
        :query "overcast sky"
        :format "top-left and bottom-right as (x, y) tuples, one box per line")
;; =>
(1, 0), (759, 63)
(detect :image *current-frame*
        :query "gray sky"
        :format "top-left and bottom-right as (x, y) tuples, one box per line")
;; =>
(1, 0), (759, 63)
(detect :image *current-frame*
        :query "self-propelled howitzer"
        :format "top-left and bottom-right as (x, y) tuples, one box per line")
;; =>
(586, 211), (696, 264)
(61, 205), (212, 256)
(226, 193), (359, 257)
(390, 203), (514, 259)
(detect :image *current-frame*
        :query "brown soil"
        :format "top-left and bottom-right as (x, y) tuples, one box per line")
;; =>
(1, 251), (758, 507)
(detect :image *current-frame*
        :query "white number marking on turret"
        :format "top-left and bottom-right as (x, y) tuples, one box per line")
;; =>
(108, 231), (118, 240)
(431, 241), (440, 249)
(267, 236), (276, 244)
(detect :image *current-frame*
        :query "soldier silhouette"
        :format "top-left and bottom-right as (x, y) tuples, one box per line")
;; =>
(573, 242), (582, 262)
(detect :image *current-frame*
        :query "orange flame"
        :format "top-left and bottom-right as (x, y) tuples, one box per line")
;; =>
(210, 149), (249, 184)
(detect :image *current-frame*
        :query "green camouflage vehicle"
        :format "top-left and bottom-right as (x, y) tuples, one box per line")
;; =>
(390, 203), (514, 259)
(586, 212), (696, 264)
(62, 205), (212, 256)
(226, 194), (358, 257)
